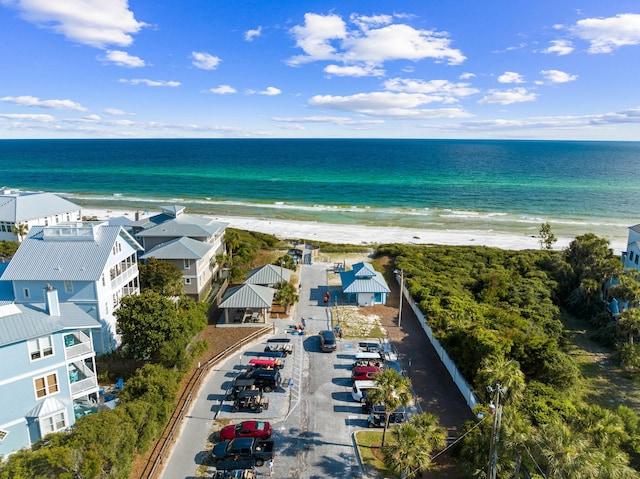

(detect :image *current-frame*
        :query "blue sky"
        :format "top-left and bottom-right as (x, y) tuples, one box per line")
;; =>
(1, 1), (640, 140)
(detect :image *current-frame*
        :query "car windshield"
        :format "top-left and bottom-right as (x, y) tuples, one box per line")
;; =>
(256, 421), (266, 431)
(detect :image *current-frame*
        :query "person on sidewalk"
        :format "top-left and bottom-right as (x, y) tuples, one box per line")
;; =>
(267, 457), (274, 476)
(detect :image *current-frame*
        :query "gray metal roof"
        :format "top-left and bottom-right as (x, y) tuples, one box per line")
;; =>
(135, 214), (228, 239)
(0, 191), (80, 222)
(630, 224), (640, 234)
(219, 284), (275, 309)
(245, 264), (292, 285)
(140, 236), (214, 260)
(0, 222), (143, 281)
(0, 302), (101, 347)
(340, 263), (390, 294)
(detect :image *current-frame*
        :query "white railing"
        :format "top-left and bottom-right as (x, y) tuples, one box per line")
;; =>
(64, 331), (93, 359)
(70, 376), (98, 396)
(110, 264), (137, 289)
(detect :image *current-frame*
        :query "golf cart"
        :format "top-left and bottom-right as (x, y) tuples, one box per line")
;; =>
(232, 389), (269, 413)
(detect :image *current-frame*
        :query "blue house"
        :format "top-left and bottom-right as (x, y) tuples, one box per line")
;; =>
(339, 262), (390, 306)
(0, 221), (143, 354)
(0, 285), (101, 457)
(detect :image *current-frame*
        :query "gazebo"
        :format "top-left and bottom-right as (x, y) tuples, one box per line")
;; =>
(245, 264), (292, 286)
(218, 283), (275, 325)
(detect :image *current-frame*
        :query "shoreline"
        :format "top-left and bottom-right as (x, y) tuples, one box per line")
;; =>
(84, 207), (628, 252)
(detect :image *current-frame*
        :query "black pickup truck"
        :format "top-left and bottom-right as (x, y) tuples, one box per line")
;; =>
(211, 437), (275, 467)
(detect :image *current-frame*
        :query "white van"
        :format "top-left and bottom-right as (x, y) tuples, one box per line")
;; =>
(352, 380), (378, 403)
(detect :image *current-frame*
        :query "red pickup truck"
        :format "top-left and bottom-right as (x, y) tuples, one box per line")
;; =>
(220, 420), (272, 441)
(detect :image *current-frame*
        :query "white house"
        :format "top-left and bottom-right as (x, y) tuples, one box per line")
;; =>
(0, 286), (101, 457)
(0, 188), (82, 242)
(622, 223), (640, 271)
(0, 221), (143, 354)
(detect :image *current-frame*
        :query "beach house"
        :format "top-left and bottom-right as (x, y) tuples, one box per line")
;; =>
(129, 206), (228, 301)
(0, 221), (143, 354)
(0, 284), (101, 457)
(622, 223), (640, 271)
(339, 262), (390, 306)
(0, 188), (82, 242)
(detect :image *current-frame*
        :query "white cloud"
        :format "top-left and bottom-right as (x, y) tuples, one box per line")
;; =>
(247, 87), (281, 96)
(498, 71), (525, 84)
(272, 115), (385, 126)
(324, 64), (385, 77)
(478, 88), (538, 105)
(383, 78), (478, 103)
(245, 26), (262, 41)
(570, 13), (640, 54)
(0, 95), (87, 111)
(2, 0), (147, 48)
(308, 91), (473, 119)
(288, 12), (465, 68)
(289, 13), (347, 65)
(0, 113), (57, 122)
(542, 39), (574, 55)
(104, 108), (133, 115)
(540, 69), (578, 83)
(459, 72), (476, 80)
(191, 52), (221, 70)
(101, 50), (145, 67)
(118, 79), (180, 87)
(349, 13), (393, 31)
(206, 85), (237, 94)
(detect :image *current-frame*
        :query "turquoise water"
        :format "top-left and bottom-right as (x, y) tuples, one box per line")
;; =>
(1, 138), (638, 246)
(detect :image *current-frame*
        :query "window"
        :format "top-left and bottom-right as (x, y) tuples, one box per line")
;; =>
(184, 259), (191, 269)
(34, 373), (59, 398)
(28, 336), (53, 360)
(0, 430), (7, 441)
(41, 412), (66, 435)
(64, 281), (73, 293)
(66, 214), (70, 221)
(23, 288), (30, 299)
(184, 278), (192, 285)
(636, 255), (639, 265)
(101, 274), (106, 286)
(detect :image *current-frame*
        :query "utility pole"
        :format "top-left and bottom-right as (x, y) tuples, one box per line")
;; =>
(487, 384), (507, 479)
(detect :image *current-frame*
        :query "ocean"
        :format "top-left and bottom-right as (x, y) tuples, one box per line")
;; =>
(0, 138), (638, 251)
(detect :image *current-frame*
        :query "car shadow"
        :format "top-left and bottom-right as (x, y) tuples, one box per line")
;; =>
(331, 390), (355, 403)
(331, 377), (352, 387)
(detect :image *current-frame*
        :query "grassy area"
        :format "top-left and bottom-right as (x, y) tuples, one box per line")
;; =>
(355, 430), (397, 479)
(332, 306), (386, 339)
(562, 312), (640, 414)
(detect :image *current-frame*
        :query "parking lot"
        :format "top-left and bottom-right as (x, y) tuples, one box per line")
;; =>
(158, 261), (465, 479)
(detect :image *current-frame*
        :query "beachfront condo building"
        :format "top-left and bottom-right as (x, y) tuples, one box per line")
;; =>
(0, 286), (101, 457)
(0, 188), (82, 243)
(0, 221), (143, 354)
(130, 205), (228, 301)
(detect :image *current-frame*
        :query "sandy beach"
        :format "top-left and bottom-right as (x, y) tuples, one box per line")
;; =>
(82, 207), (623, 252)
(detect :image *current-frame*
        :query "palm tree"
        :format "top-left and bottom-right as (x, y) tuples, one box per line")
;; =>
(475, 355), (525, 404)
(382, 421), (440, 479)
(224, 230), (241, 265)
(619, 308), (640, 346)
(500, 406), (534, 479)
(537, 420), (597, 479)
(11, 222), (28, 242)
(274, 280), (298, 313)
(408, 412), (447, 455)
(365, 369), (413, 447)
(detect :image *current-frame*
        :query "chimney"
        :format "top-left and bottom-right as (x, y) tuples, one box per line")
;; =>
(44, 284), (61, 317)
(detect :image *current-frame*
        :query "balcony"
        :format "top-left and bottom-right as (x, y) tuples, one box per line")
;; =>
(64, 331), (93, 360)
(110, 263), (138, 290)
(68, 361), (98, 397)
